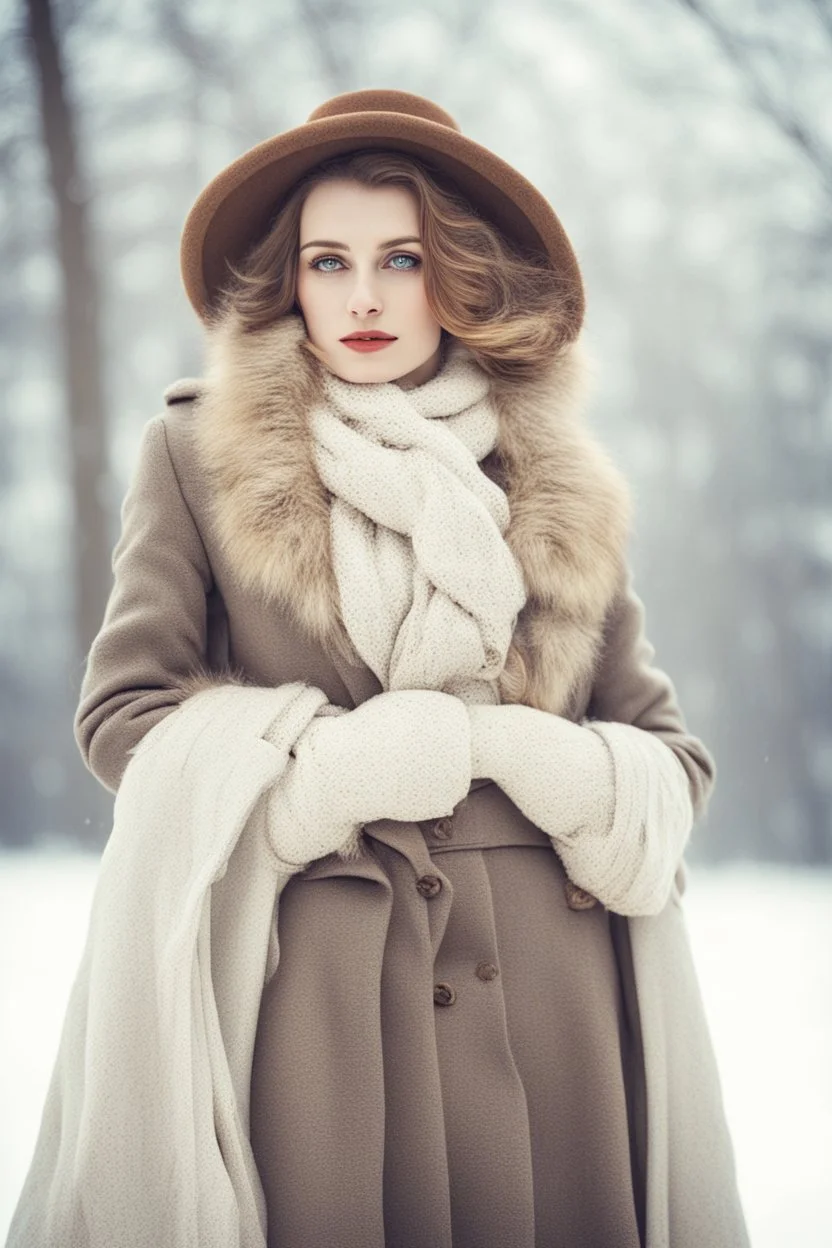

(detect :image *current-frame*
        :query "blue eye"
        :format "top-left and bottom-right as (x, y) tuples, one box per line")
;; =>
(388, 253), (419, 270)
(311, 255), (344, 272)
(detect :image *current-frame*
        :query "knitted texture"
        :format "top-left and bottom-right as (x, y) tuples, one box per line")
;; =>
(265, 690), (472, 873)
(468, 703), (694, 916)
(310, 340), (527, 704)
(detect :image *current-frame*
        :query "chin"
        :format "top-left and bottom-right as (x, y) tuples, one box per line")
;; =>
(330, 352), (407, 385)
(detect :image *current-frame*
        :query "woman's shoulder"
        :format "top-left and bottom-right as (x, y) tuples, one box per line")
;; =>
(163, 376), (204, 408)
(138, 377), (216, 528)
(155, 376), (205, 464)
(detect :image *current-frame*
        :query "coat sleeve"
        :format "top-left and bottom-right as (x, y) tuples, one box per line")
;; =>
(585, 563), (716, 822)
(74, 415), (216, 793)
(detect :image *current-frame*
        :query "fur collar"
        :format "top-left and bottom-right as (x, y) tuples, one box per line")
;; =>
(187, 310), (632, 715)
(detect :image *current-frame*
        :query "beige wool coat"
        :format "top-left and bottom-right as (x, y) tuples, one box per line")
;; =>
(73, 312), (749, 1247)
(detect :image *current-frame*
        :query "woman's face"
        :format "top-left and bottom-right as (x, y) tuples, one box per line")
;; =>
(295, 180), (443, 388)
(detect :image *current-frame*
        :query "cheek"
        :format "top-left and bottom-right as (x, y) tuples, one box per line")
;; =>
(295, 270), (312, 313)
(295, 275), (327, 331)
(407, 281), (440, 336)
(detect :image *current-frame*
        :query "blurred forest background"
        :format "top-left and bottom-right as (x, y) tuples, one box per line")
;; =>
(0, 0), (829, 861)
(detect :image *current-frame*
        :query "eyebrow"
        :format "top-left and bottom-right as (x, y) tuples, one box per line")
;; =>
(299, 235), (422, 253)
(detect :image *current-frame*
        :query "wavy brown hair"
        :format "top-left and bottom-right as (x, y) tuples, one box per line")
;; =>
(219, 149), (578, 383)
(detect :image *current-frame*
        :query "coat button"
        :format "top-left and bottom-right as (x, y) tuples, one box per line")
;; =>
(416, 874), (443, 898)
(475, 961), (499, 982)
(434, 982), (456, 1006)
(564, 879), (599, 910)
(432, 817), (453, 841)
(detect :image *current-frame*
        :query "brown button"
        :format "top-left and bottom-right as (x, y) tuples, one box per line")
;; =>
(433, 982), (456, 1006)
(432, 817), (453, 841)
(475, 961), (499, 982)
(416, 874), (442, 898)
(564, 879), (599, 911)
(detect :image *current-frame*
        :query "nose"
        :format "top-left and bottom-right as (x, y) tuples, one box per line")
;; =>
(346, 271), (382, 318)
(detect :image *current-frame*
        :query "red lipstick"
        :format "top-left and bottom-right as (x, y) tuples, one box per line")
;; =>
(340, 331), (398, 353)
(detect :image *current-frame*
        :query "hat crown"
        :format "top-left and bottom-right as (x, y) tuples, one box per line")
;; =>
(307, 89), (460, 133)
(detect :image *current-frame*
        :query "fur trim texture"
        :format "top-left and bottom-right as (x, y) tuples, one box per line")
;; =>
(191, 311), (632, 715)
(169, 663), (253, 702)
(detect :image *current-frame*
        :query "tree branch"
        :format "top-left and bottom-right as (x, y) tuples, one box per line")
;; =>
(675, 0), (832, 199)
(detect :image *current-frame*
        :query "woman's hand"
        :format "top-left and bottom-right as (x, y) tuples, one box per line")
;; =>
(466, 701), (694, 916)
(265, 689), (472, 872)
(468, 702), (615, 838)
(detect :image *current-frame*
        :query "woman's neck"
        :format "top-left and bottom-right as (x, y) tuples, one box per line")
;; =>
(393, 338), (445, 390)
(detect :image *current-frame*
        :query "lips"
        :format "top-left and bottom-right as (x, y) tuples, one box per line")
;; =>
(340, 332), (397, 341)
(340, 332), (397, 353)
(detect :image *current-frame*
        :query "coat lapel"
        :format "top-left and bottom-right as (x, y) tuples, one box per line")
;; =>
(189, 309), (632, 716)
(328, 648), (385, 708)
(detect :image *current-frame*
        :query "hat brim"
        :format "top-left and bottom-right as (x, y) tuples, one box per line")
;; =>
(180, 110), (584, 332)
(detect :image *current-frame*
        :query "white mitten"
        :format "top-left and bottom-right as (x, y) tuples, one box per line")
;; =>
(468, 702), (693, 915)
(469, 703), (615, 836)
(265, 689), (472, 873)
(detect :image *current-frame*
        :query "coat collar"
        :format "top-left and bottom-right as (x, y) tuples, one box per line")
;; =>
(177, 310), (631, 716)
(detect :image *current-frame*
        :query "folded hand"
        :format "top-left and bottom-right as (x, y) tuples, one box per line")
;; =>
(266, 689), (472, 872)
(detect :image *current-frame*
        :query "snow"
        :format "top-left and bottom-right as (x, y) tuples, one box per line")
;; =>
(1, 852), (830, 1246)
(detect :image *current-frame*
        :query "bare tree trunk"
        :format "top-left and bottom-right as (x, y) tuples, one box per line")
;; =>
(26, 0), (113, 848)
(25, 0), (110, 668)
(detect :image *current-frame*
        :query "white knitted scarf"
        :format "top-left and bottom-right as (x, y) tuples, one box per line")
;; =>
(310, 341), (528, 704)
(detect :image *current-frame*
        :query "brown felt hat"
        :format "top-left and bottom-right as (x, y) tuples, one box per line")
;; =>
(180, 88), (584, 335)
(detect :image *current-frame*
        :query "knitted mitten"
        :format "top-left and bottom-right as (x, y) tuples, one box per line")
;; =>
(468, 702), (693, 915)
(265, 689), (472, 873)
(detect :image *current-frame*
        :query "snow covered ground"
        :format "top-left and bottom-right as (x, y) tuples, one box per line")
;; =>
(1, 850), (830, 1246)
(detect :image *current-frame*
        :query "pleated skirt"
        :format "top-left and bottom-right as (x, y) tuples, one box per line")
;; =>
(249, 778), (646, 1248)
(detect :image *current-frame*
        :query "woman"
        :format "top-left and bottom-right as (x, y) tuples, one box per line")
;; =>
(11, 90), (749, 1248)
